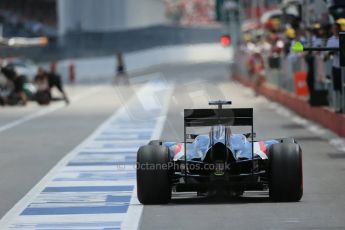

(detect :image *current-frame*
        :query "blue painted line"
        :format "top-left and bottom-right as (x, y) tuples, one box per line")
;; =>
(59, 170), (135, 173)
(43, 186), (133, 193)
(77, 172), (135, 180)
(67, 152), (137, 166)
(101, 131), (150, 135)
(96, 143), (147, 149)
(67, 161), (135, 166)
(21, 205), (129, 215)
(1, 82), (169, 229)
(12, 223), (121, 230)
(126, 155), (136, 161)
(109, 123), (155, 127)
(106, 195), (131, 202)
(103, 144), (119, 148)
(34, 221), (121, 228)
(84, 145), (141, 150)
(95, 134), (151, 141)
(53, 172), (136, 181)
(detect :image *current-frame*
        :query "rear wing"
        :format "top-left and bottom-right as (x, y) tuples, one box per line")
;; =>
(181, 102), (255, 180)
(183, 107), (254, 156)
(184, 108), (253, 127)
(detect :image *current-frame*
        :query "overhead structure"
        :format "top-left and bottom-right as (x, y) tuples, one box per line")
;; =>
(57, 0), (167, 36)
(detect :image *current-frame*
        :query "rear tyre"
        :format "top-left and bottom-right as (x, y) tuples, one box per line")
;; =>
(137, 145), (171, 204)
(268, 143), (303, 202)
(148, 140), (164, 146)
(36, 90), (51, 105)
(280, 137), (297, 144)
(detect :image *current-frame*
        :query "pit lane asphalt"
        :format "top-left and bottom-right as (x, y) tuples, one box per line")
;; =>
(0, 62), (344, 230)
(140, 63), (345, 230)
(0, 79), (148, 218)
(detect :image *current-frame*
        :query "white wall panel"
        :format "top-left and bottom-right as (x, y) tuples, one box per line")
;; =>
(57, 0), (166, 35)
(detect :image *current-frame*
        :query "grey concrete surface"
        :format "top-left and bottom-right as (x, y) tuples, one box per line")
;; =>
(0, 80), (147, 218)
(0, 85), (100, 127)
(140, 63), (345, 230)
(1, 62), (344, 230)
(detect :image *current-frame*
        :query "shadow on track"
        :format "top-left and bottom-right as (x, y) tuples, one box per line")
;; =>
(168, 191), (272, 205)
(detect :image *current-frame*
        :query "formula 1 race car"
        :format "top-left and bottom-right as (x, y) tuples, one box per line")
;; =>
(136, 101), (303, 204)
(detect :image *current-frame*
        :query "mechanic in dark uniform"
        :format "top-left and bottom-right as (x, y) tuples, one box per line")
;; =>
(324, 22), (343, 112)
(35, 67), (70, 104)
(1, 65), (27, 105)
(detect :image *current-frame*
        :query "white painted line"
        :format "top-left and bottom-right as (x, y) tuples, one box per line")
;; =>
(0, 100), (117, 228)
(0, 80), (174, 229)
(121, 83), (174, 230)
(0, 85), (136, 227)
(0, 86), (103, 133)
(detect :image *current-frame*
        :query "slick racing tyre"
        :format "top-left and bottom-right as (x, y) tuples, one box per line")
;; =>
(137, 145), (171, 204)
(36, 90), (51, 105)
(280, 137), (297, 144)
(268, 142), (303, 202)
(148, 140), (164, 146)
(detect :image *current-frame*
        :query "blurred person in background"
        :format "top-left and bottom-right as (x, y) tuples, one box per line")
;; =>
(268, 33), (284, 70)
(284, 27), (296, 57)
(247, 47), (266, 95)
(270, 33), (284, 55)
(311, 23), (327, 47)
(34, 67), (49, 91)
(255, 35), (271, 54)
(34, 67), (69, 105)
(310, 23), (328, 85)
(0, 68), (9, 106)
(48, 68), (69, 104)
(285, 26), (308, 92)
(116, 52), (126, 76)
(1, 65), (27, 105)
(285, 27), (298, 91)
(241, 32), (255, 54)
(324, 21), (343, 112)
(304, 25), (319, 93)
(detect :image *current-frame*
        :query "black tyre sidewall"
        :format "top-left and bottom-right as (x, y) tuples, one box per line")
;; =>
(137, 145), (171, 204)
(280, 137), (297, 144)
(36, 90), (51, 105)
(268, 143), (303, 202)
(148, 140), (163, 146)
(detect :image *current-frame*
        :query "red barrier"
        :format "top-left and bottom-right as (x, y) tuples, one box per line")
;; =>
(294, 71), (309, 96)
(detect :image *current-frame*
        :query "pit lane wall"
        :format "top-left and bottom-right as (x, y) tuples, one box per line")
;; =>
(233, 75), (345, 137)
(233, 44), (345, 137)
(47, 43), (233, 82)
